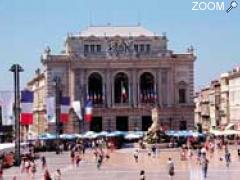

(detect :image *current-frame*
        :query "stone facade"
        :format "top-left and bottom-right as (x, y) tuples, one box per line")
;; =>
(27, 70), (48, 135)
(29, 25), (196, 134)
(228, 69), (240, 129)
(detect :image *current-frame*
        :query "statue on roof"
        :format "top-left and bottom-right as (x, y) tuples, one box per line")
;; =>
(187, 45), (194, 54)
(44, 46), (51, 55)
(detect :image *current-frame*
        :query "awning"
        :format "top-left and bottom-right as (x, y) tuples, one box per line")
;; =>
(210, 129), (240, 136)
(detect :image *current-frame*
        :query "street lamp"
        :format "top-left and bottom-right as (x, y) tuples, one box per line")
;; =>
(54, 76), (61, 154)
(9, 64), (24, 166)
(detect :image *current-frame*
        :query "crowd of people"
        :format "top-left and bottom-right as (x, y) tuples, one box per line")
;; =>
(1, 135), (240, 179)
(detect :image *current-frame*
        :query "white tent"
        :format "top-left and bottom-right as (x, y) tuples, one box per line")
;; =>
(210, 129), (240, 136)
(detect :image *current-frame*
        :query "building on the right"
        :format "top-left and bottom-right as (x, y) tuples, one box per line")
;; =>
(228, 68), (240, 130)
(195, 66), (240, 132)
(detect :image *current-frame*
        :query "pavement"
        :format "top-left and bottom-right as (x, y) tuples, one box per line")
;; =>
(3, 146), (240, 180)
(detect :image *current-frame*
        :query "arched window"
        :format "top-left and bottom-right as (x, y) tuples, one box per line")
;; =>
(178, 81), (187, 104)
(88, 73), (103, 104)
(140, 72), (155, 103)
(114, 72), (129, 103)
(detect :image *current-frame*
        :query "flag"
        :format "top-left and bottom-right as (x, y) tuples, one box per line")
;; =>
(150, 90), (154, 102)
(21, 90), (33, 125)
(154, 91), (157, 101)
(121, 82), (127, 101)
(102, 94), (105, 102)
(46, 97), (55, 122)
(0, 91), (14, 125)
(84, 100), (92, 122)
(143, 90), (147, 102)
(140, 92), (143, 102)
(89, 92), (93, 101)
(94, 92), (97, 102)
(72, 101), (82, 120)
(60, 96), (70, 123)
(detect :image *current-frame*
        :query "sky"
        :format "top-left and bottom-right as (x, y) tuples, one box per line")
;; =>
(0, 0), (239, 91)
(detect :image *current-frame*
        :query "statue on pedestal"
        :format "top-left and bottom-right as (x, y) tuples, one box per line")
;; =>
(144, 107), (165, 144)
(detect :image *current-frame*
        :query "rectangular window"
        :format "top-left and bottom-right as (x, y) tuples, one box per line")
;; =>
(134, 44), (138, 53)
(146, 44), (151, 53)
(140, 44), (144, 52)
(90, 44), (95, 53)
(96, 45), (101, 53)
(84, 45), (89, 53)
(179, 89), (186, 103)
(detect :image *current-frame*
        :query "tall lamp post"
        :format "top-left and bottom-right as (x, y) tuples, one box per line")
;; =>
(54, 76), (61, 154)
(10, 64), (23, 166)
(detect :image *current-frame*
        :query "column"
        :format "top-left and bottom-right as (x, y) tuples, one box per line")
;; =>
(69, 69), (75, 101)
(157, 69), (162, 107)
(106, 70), (111, 108)
(111, 72), (115, 107)
(79, 70), (85, 105)
(132, 69), (137, 107)
(154, 70), (157, 107)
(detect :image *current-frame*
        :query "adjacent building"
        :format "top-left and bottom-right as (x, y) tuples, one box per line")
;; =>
(28, 25), (196, 134)
(195, 67), (240, 131)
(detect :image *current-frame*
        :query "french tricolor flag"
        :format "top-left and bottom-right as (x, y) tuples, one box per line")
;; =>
(60, 96), (70, 123)
(21, 90), (33, 125)
(84, 100), (92, 122)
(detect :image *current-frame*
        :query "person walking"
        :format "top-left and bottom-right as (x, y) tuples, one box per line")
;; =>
(167, 158), (174, 180)
(53, 169), (61, 180)
(70, 150), (75, 165)
(225, 150), (231, 168)
(139, 170), (145, 180)
(151, 144), (157, 158)
(97, 153), (103, 170)
(44, 169), (52, 180)
(134, 149), (139, 163)
(41, 156), (47, 170)
(31, 161), (37, 179)
(0, 163), (3, 180)
(75, 153), (81, 167)
(237, 139), (240, 160)
(201, 156), (209, 179)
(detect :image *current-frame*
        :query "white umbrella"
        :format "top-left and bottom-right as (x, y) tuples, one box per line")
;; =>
(124, 133), (143, 140)
(83, 131), (98, 139)
(97, 131), (109, 137)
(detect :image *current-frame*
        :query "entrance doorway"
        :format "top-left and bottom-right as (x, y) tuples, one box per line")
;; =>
(142, 116), (152, 131)
(116, 116), (128, 131)
(90, 117), (102, 132)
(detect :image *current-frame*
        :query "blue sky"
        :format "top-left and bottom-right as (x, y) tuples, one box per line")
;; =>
(0, 0), (239, 91)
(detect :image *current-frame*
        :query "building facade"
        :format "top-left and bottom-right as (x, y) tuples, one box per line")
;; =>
(27, 69), (48, 135)
(195, 67), (240, 132)
(228, 69), (240, 129)
(29, 25), (196, 133)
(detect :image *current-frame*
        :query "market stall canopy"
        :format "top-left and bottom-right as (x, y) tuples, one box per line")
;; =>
(165, 130), (204, 137)
(106, 131), (127, 137)
(38, 133), (57, 140)
(210, 129), (240, 136)
(60, 134), (77, 140)
(124, 131), (144, 140)
(82, 131), (98, 139)
(97, 131), (109, 137)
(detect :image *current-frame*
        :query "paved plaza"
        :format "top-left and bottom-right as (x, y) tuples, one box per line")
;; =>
(3, 146), (240, 180)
